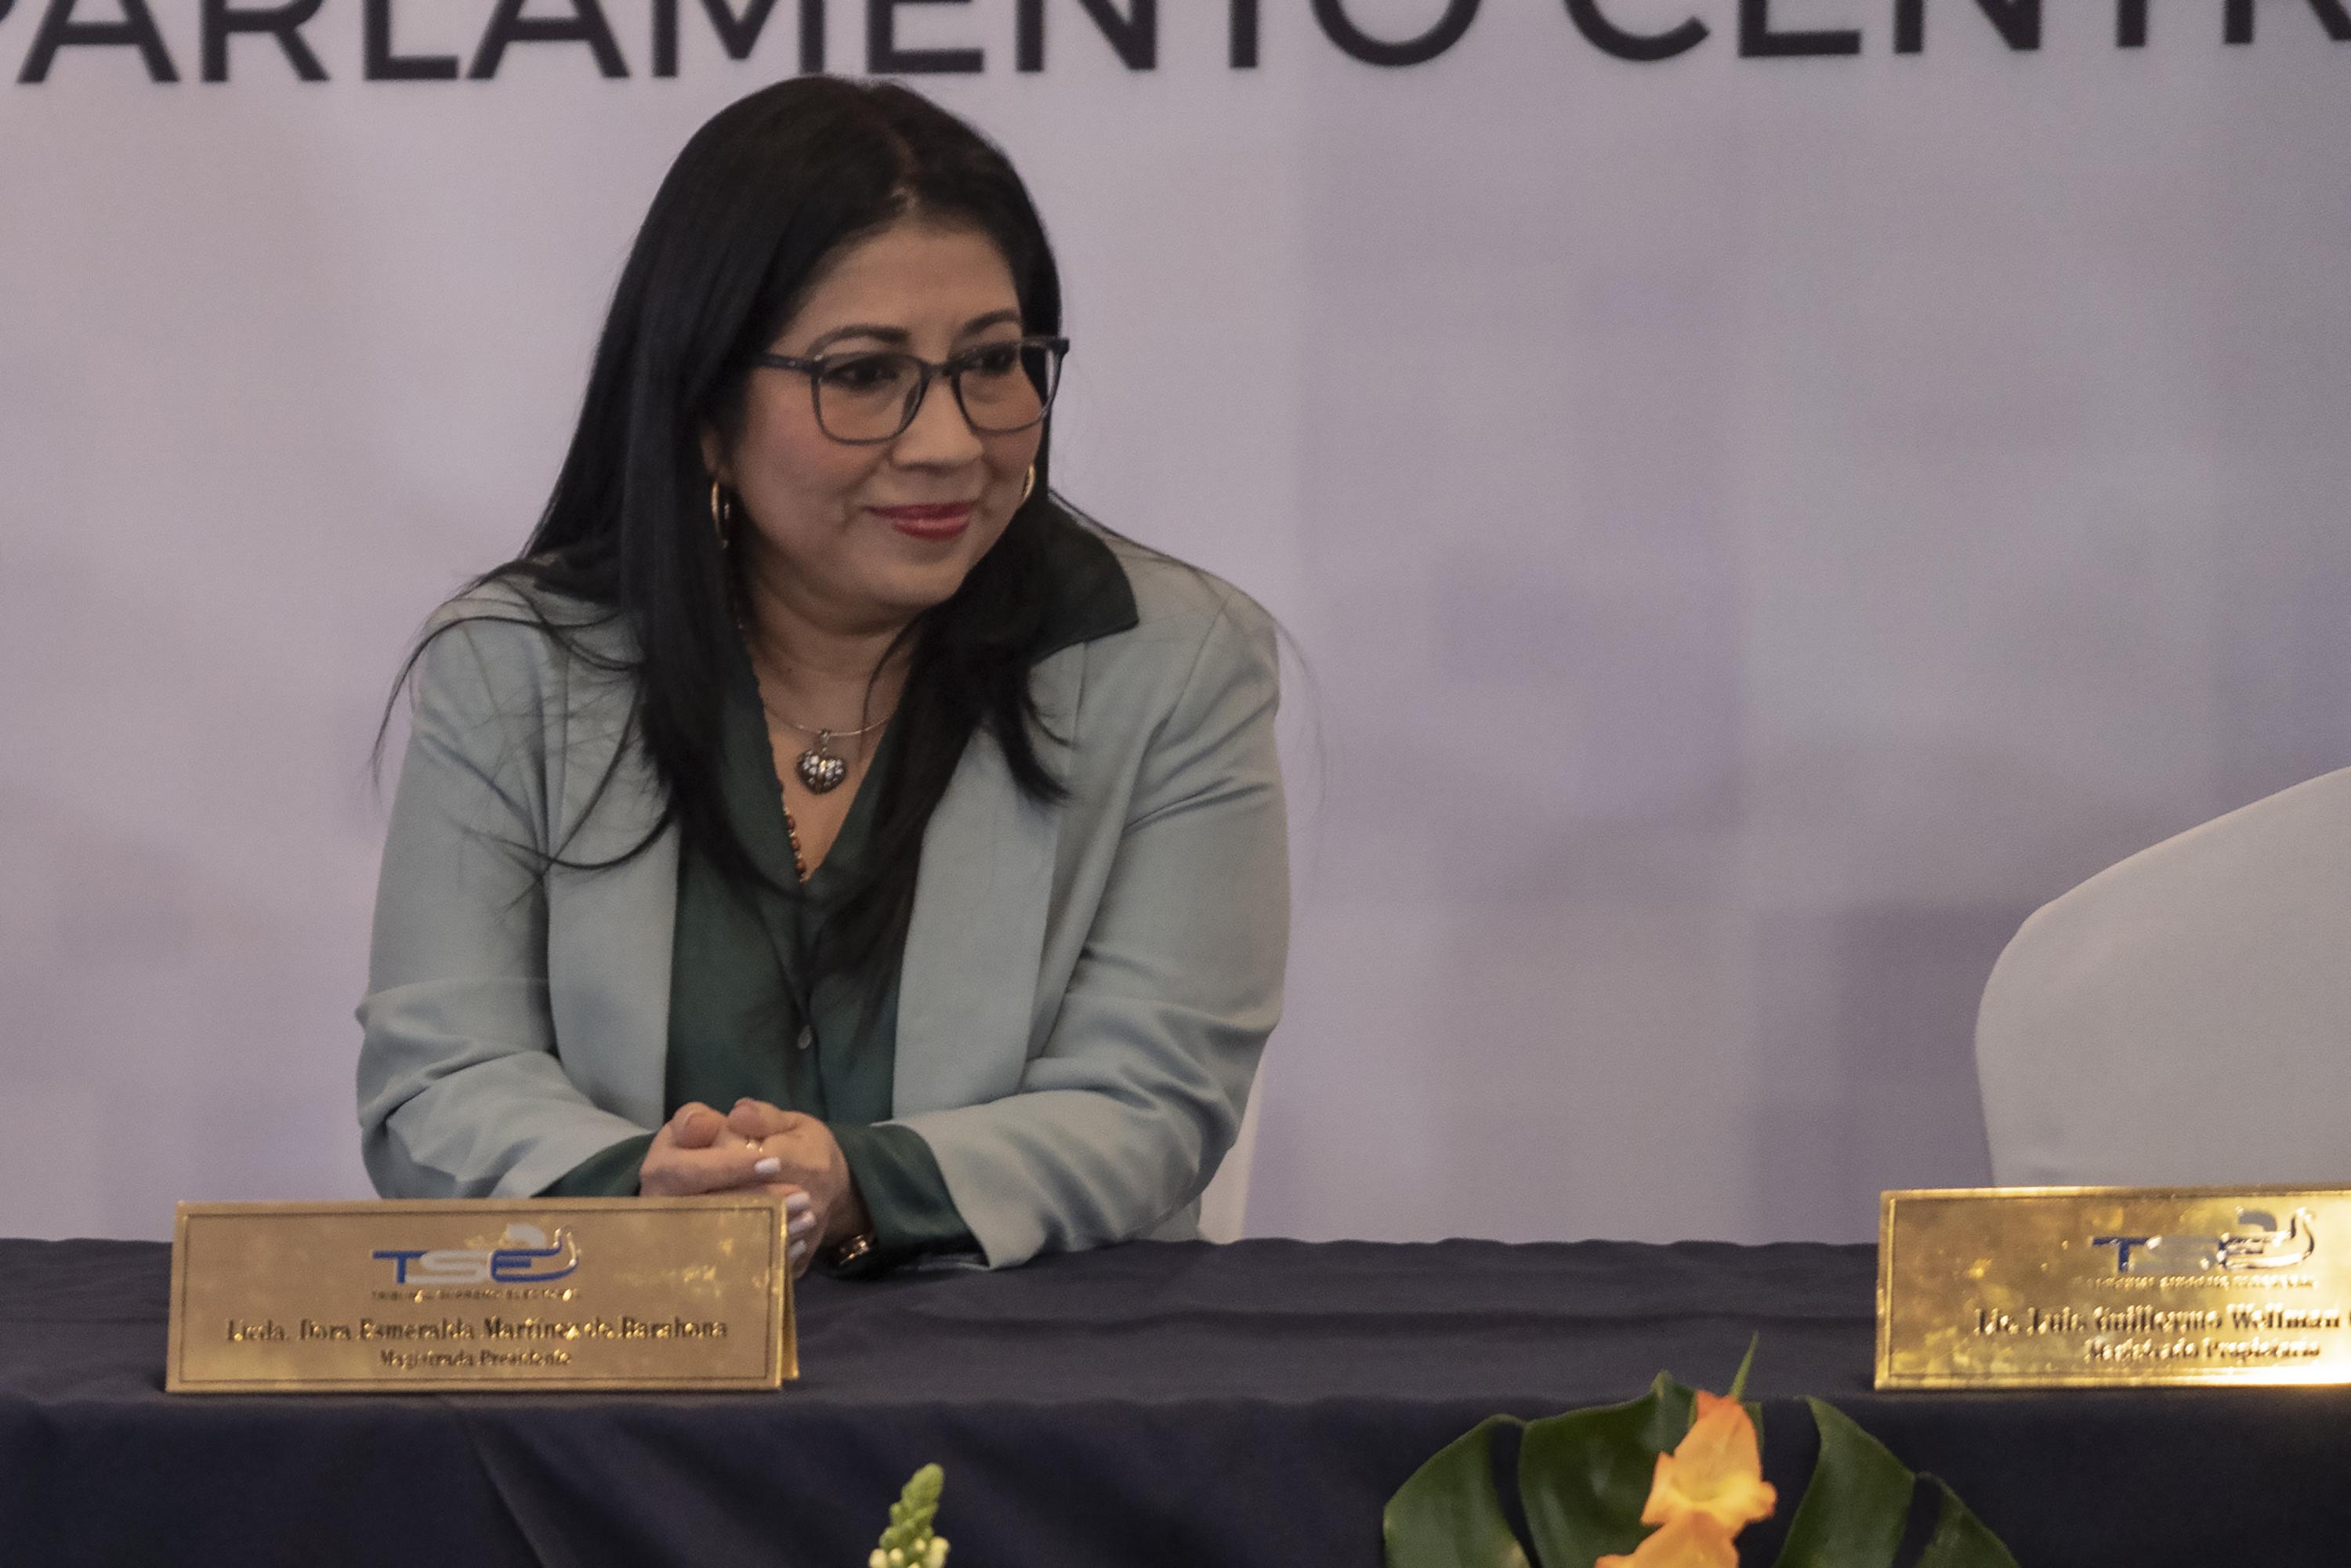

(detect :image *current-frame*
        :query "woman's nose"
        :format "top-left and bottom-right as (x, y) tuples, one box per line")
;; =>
(891, 376), (987, 466)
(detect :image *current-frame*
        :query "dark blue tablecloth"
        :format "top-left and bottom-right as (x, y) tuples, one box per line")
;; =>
(2, 1235), (2343, 1566)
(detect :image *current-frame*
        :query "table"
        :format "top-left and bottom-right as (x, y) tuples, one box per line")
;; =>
(4, 1236), (2346, 1565)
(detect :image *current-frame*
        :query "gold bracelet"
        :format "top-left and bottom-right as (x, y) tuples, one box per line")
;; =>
(826, 1230), (875, 1269)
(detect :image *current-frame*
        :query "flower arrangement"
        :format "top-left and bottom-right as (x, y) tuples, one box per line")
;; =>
(1384, 1345), (2016, 1568)
(869, 1464), (950, 1568)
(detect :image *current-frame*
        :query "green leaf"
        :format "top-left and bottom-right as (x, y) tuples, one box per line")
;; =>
(1771, 1400), (1914, 1568)
(1913, 1477), (2022, 1568)
(1516, 1374), (1695, 1567)
(1727, 1334), (1759, 1405)
(1383, 1415), (1531, 1568)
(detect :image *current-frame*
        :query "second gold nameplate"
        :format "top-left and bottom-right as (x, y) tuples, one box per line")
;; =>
(1878, 1186), (2351, 1389)
(168, 1196), (795, 1393)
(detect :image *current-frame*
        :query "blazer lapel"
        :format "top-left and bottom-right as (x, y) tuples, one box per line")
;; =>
(893, 644), (1080, 1116)
(545, 662), (676, 1130)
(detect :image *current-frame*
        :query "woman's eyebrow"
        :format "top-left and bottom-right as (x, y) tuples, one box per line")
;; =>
(799, 310), (1021, 353)
(802, 323), (909, 352)
(958, 309), (1023, 338)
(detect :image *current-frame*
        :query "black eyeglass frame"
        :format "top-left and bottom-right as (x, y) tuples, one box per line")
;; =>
(752, 335), (1070, 446)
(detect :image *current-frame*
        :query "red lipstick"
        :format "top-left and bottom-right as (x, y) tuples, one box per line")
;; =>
(871, 502), (974, 541)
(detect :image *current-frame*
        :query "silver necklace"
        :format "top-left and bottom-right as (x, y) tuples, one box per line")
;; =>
(736, 610), (895, 795)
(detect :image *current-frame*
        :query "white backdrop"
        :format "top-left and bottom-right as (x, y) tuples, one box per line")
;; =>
(4, 0), (2348, 1245)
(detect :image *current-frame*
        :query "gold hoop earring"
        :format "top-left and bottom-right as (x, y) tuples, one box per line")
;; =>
(709, 480), (733, 550)
(1019, 465), (1038, 508)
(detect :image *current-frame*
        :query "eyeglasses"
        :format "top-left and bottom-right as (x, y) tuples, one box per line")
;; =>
(753, 335), (1069, 446)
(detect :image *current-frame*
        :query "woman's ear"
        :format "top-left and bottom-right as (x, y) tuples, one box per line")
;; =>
(698, 429), (728, 487)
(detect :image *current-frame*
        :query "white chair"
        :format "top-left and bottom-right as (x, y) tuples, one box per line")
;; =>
(1195, 1085), (1262, 1244)
(1975, 767), (2351, 1187)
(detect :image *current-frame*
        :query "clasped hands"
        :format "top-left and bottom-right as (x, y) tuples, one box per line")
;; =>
(638, 1099), (872, 1276)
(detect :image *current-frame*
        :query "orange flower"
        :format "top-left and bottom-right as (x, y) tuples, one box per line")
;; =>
(1641, 1390), (1777, 1533)
(1594, 1511), (1739, 1568)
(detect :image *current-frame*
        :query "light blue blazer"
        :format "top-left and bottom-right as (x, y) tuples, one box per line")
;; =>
(357, 528), (1286, 1268)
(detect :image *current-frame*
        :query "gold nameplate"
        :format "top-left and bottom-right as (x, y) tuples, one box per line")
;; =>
(167, 1197), (794, 1393)
(1878, 1185), (2351, 1389)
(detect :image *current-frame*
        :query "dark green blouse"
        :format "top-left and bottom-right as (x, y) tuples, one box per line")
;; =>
(542, 513), (1141, 1272)
(543, 636), (973, 1273)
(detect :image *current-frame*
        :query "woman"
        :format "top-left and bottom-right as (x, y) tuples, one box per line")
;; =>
(357, 78), (1286, 1279)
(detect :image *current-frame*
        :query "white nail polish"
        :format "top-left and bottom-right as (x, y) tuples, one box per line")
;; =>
(788, 1214), (815, 1238)
(755, 1157), (781, 1178)
(785, 1192), (812, 1213)
(788, 1240), (808, 1263)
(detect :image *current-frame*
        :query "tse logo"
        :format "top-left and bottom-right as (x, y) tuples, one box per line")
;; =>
(371, 1222), (581, 1285)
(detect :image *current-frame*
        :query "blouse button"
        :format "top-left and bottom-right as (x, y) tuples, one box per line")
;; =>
(796, 1025), (814, 1052)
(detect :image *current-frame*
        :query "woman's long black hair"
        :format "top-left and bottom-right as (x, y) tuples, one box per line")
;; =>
(395, 77), (1074, 988)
